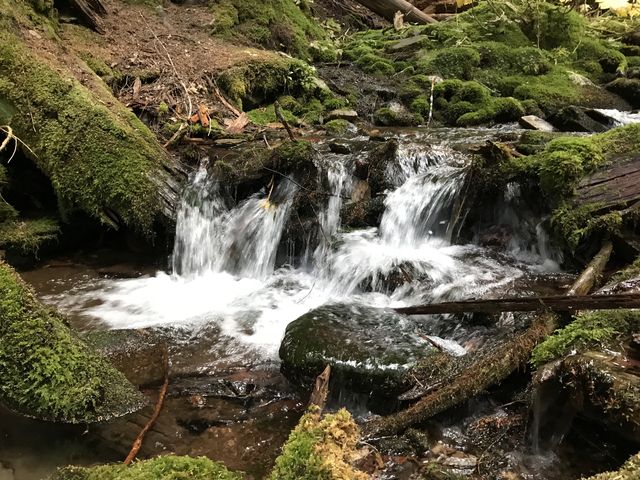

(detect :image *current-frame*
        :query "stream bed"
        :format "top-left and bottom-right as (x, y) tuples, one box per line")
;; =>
(1, 126), (634, 479)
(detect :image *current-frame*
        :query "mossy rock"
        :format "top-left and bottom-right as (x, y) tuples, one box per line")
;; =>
(324, 119), (349, 135)
(0, 33), (175, 234)
(209, 0), (328, 59)
(269, 407), (367, 480)
(0, 261), (145, 423)
(279, 304), (438, 397)
(0, 217), (60, 254)
(52, 455), (242, 480)
(606, 78), (640, 108)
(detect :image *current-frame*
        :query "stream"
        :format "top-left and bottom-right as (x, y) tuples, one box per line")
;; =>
(1, 125), (633, 479)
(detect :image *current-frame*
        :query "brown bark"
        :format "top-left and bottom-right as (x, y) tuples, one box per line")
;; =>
(69, 0), (108, 33)
(566, 240), (612, 296)
(308, 365), (331, 413)
(352, 0), (437, 24)
(362, 242), (614, 439)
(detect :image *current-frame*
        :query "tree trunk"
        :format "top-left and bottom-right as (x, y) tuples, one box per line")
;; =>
(352, 0), (437, 24)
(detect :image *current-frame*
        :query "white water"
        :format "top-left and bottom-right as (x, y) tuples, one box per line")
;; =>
(48, 135), (559, 358)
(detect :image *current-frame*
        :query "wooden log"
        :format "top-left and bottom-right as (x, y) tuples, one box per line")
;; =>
(362, 242), (614, 439)
(393, 292), (640, 316)
(352, 0), (437, 24)
(576, 156), (640, 211)
(68, 0), (108, 33)
(566, 240), (612, 296)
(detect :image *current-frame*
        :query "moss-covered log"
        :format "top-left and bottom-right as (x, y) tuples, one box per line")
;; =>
(0, 260), (145, 423)
(269, 407), (368, 480)
(0, 2), (181, 233)
(52, 455), (242, 480)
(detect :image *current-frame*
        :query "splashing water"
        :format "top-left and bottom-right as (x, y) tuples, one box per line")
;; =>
(44, 134), (558, 358)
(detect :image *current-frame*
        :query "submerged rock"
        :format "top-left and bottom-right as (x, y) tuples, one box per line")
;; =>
(279, 304), (437, 397)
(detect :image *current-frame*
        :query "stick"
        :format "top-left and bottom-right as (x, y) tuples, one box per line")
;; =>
(124, 347), (169, 465)
(308, 365), (331, 413)
(274, 101), (295, 141)
(566, 241), (612, 296)
(393, 293), (640, 316)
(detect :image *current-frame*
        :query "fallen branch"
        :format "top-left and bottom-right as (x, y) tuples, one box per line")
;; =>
(352, 0), (437, 24)
(124, 347), (170, 465)
(393, 292), (640, 316)
(362, 241), (613, 439)
(274, 101), (296, 141)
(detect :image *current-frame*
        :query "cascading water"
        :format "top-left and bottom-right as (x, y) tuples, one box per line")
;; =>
(44, 133), (559, 357)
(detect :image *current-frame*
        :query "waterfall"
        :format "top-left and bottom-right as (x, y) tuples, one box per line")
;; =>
(49, 134), (556, 356)
(172, 162), (298, 280)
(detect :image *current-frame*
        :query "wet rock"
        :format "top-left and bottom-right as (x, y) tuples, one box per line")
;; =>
(374, 102), (421, 127)
(279, 304), (437, 398)
(518, 115), (555, 132)
(325, 109), (358, 122)
(351, 179), (371, 203)
(479, 225), (513, 249)
(328, 142), (351, 155)
(606, 78), (640, 109)
(341, 196), (385, 229)
(549, 106), (609, 133)
(367, 139), (399, 194)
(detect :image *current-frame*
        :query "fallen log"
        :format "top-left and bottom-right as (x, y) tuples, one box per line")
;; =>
(352, 0), (437, 24)
(67, 0), (108, 32)
(362, 241), (613, 439)
(393, 293), (640, 316)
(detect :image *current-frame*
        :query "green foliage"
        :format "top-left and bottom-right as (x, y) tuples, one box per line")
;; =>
(0, 218), (60, 254)
(209, 0), (328, 59)
(218, 58), (317, 110)
(0, 34), (172, 234)
(0, 261), (144, 422)
(324, 119), (349, 135)
(53, 455), (242, 480)
(531, 310), (640, 367)
(269, 407), (367, 480)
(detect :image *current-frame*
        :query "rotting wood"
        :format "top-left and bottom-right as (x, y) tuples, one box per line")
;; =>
(67, 0), (107, 33)
(393, 292), (640, 316)
(363, 242), (613, 439)
(308, 365), (331, 413)
(353, 0), (437, 24)
(576, 156), (640, 210)
(124, 347), (169, 465)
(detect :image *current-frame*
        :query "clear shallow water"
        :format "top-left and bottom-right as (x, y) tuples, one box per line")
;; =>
(38, 131), (561, 359)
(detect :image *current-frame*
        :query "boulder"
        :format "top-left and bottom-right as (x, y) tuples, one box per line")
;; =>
(549, 106), (609, 133)
(374, 102), (421, 127)
(279, 304), (438, 398)
(328, 142), (352, 155)
(518, 115), (555, 132)
(606, 78), (640, 109)
(325, 109), (359, 122)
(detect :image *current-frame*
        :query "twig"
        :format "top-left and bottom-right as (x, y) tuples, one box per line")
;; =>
(308, 365), (331, 413)
(274, 101), (296, 141)
(0, 126), (38, 162)
(124, 347), (170, 465)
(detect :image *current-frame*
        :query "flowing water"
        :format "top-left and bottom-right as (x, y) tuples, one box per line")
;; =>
(40, 130), (560, 359)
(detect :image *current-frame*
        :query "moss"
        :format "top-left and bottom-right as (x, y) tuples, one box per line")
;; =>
(410, 95), (431, 117)
(324, 119), (349, 135)
(218, 58), (317, 110)
(310, 40), (339, 63)
(612, 257), (640, 282)
(531, 310), (640, 367)
(457, 97), (524, 126)
(80, 53), (113, 78)
(273, 140), (314, 169)
(53, 455), (242, 480)
(0, 34), (172, 234)
(373, 106), (421, 127)
(209, 0), (328, 59)
(269, 407), (367, 480)
(247, 104), (298, 126)
(584, 452), (640, 480)
(355, 53), (396, 76)
(0, 260), (144, 422)
(419, 47), (481, 80)
(0, 218), (60, 254)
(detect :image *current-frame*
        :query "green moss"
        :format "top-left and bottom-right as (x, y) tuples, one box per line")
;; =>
(531, 310), (640, 367)
(80, 53), (113, 78)
(273, 140), (314, 169)
(551, 203), (622, 251)
(269, 407), (367, 480)
(0, 34), (172, 234)
(209, 0), (328, 59)
(247, 104), (298, 126)
(457, 97), (524, 126)
(419, 47), (480, 80)
(218, 58), (317, 110)
(310, 40), (339, 63)
(585, 452), (640, 480)
(324, 119), (349, 135)
(0, 261), (144, 422)
(612, 257), (640, 283)
(355, 53), (396, 76)
(53, 455), (242, 480)
(0, 218), (59, 254)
